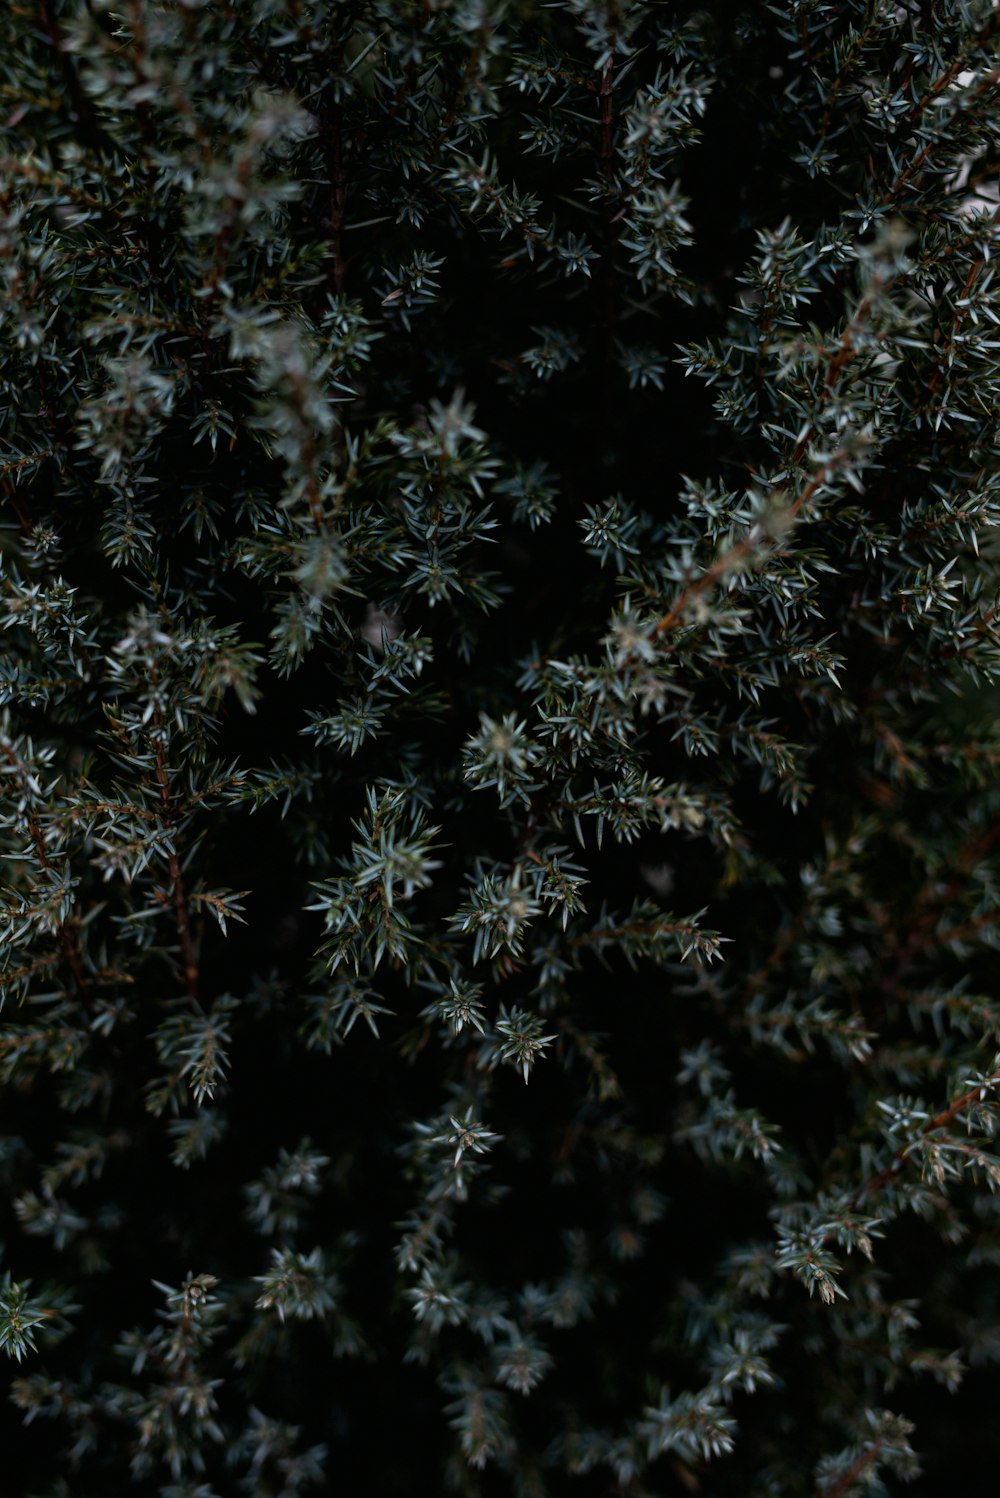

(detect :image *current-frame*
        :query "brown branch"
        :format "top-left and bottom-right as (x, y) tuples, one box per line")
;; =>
(570, 917), (703, 948)
(0, 446), (63, 483)
(653, 282), (880, 638)
(651, 450), (846, 637)
(35, 0), (116, 157)
(817, 13), (883, 141)
(880, 61), (1000, 205)
(903, 8), (1000, 130)
(434, 25), (491, 145)
(853, 1065), (1000, 1209)
(817, 1430), (890, 1498)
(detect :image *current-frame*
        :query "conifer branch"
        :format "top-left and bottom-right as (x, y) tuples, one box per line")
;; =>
(149, 697), (201, 1009)
(855, 1066), (1000, 1209)
(5, 2), (1000, 1488)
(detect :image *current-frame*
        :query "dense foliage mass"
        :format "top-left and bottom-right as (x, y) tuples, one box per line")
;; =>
(3, 0), (1000, 1492)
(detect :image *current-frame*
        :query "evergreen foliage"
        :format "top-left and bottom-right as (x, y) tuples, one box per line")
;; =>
(3, 0), (1000, 1492)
